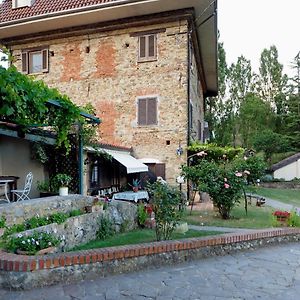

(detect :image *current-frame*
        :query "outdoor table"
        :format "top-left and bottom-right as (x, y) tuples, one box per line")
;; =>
(0, 176), (19, 202)
(112, 191), (149, 203)
(0, 179), (14, 203)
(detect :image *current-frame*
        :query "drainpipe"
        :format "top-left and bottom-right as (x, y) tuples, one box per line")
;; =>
(78, 124), (84, 195)
(187, 25), (192, 201)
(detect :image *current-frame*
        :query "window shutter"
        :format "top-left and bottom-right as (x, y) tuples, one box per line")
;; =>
(21, 52), (28, 74)
(139, 36), (146, 59)
(147, 98), (157, 125)
(138, 98), (147, 125)
(155, 163), (166, 179)
(148, 35), (155, 57)
(42, 49), (49, 72)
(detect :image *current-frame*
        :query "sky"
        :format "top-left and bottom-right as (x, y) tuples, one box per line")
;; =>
(218, 0), (300, 77)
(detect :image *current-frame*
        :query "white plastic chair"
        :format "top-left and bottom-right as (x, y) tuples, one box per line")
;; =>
(11, 172), (33, 201)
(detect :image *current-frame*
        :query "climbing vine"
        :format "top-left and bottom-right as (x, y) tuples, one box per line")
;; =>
(0, 65), (94, 151)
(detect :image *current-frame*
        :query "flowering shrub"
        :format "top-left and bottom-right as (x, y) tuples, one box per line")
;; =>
(147, 181), (182, 241)
(273, 211), (290, 218)
(182, 158), (249, 219)
(5, 231), (60, 255)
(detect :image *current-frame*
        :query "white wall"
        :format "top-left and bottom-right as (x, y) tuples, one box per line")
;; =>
(274, 160), (300, 181)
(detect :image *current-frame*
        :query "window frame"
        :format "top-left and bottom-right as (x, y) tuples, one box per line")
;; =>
(137, 96), (159, 126)
(138, 34), (157, 62)
(21, 47), (49, 75)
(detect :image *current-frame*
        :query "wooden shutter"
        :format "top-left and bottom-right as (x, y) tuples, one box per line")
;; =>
(42, 49), (49, 72)
(138, 98), (147, 125)
(139, 36), (146, 59)
(148, 35), (155, 58)
(155, 163), (166, 179)
(147, 98), (157, 125)
(21, 52), (28, 74)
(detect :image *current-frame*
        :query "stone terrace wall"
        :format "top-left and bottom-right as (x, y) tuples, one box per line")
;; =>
(14, 201), (138, 252)
(1, 228), (300, 290)
(0, 195), (137, 227)
(260, 182), (300, 189)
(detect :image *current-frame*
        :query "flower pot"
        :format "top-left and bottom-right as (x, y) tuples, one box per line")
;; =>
(36, 246), (57, 255)
(59, 187), (68, 196)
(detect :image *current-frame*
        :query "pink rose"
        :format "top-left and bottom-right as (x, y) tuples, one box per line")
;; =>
(224, 183), (230, 189)
(235, 172), (243, 177)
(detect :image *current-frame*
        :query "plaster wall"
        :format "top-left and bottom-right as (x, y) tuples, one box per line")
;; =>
(274, 160), (300, 181)
(0, 135), (45, 198)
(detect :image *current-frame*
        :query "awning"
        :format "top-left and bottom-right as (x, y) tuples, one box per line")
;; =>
(103, 149), (148, 174)
(85, 146), (148, 174)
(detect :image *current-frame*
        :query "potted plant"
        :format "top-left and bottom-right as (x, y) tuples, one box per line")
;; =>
(36, 180), (58, 197)
(131, 179), (141, 192)
(53, 174), (72, 196)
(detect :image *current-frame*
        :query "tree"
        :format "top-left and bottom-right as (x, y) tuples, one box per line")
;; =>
(256, 45), (288, 113)
(253, 130), (292, 165)
(290, 51), (300, 95)
(238, 93), (275, 148)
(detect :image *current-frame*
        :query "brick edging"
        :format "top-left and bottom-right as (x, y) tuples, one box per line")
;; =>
(1, 227), (299, 273)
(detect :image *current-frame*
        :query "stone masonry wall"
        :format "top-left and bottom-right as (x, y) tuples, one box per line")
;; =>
(12, 201), (137, 252)
(0, 195), (137, 227)
(11, 19), (197, 183)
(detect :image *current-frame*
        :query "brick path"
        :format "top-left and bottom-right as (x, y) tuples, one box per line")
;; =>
(1, 242), (300, 299)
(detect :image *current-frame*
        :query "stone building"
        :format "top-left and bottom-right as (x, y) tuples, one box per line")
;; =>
(0, 0), (218, 193)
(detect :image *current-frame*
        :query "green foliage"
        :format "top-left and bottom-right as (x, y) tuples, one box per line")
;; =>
(0, 215), (6, 228)
(49, 212), (68, 224)
(182, 159), (246, 219)
(52, 173), (72, 188)
(232, 155), (267, 185)
(2, 223), (26, 239)
(68, 209), (83, 217)
(137, 204), (148, 227)
(5, 231), (60, 254)
(36, 180), (51, 192)
(0, 66), (96, 151)
(287, 212), (300, 227)
(253, 130), (293, 163)
(97, 216), (115, 240)
(188, 142), (243, 163)
(147, 182), (182, 241)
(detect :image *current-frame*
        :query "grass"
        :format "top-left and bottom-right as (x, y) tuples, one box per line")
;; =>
(183, 201), (275, 229)
(71, 228), (222, 251)
(255, 187), (300, 207)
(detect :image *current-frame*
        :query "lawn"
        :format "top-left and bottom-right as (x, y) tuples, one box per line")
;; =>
(254, 187), (300, 207)
(71, 228), (221, 251)
(183, 201), (275, 229)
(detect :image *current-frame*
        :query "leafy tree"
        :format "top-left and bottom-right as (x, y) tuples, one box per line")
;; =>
(238, 93), (275, 148)
(253, 130), (292, 164)
(256, 45), (288, 113)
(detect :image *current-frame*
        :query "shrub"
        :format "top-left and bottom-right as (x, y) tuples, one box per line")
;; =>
(287, 212), (300, 227)
(97, 216), (115, 240)
(137, 204), (148, 227)
(182, 159), (246, 219)
(147, 181), (182, 241)
(69, 209), (82, 217)
(5, 231), (60, 255)
(0, 215), (6, 228)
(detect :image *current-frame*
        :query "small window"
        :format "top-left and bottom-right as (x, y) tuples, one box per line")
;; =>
(138, 97), (158, 126)
(138, 34), (157, 62)
(12, 0), (35, 9)
(21, 48), (49, 74)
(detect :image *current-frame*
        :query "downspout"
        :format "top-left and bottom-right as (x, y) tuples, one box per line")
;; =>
(187, 25), (192, 201)
(78, 124), (84, 195)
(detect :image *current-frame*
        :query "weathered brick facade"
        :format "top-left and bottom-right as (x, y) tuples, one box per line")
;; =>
(10, 16), (203, 184)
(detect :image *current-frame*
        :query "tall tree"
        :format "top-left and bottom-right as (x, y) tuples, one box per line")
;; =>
(205, 34), (229, 143)
(256, 45), (288, 111)
(290, 51), (300, 95)
(238, 93), (275, 148)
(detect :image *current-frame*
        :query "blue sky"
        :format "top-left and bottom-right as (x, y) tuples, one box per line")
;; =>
(218, 0), (300, 77)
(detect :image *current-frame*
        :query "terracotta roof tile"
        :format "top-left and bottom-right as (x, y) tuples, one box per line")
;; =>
(0, 0), (119, 23)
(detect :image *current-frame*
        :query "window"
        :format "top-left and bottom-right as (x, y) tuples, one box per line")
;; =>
(138, 34), (157, 61)
(138, 97), (158, 126)
(21, 48), (49, 74)
(12, 0), (35, 9)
